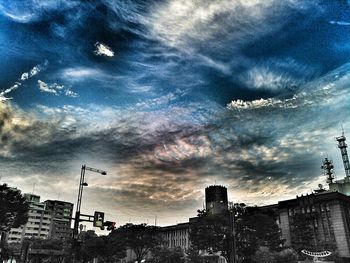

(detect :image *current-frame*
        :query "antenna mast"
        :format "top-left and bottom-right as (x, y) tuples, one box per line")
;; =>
(336, 132), (350, 177)
(322, 157), (334, 184)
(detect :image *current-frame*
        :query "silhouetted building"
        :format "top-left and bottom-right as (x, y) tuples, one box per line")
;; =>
(271, 191), (350, 259)
(44, 200), (73, 240)
(161, 185), (229, 253)
(205, 185), (228, 215)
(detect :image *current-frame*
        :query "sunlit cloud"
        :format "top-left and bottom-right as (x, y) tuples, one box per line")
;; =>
(94, 42), (115, 57)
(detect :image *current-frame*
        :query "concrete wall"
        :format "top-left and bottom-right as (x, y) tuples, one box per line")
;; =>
(330, 201), (350, 257)
(279, 209), (291, 246)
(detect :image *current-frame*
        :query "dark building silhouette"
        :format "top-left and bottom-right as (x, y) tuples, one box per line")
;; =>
(205, 185), (228, 215)
(44, 200), (73, 240)
(162, 185), (229, 252)
(266, 191), (350, 258)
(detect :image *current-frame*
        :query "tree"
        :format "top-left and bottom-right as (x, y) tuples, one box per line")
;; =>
(232, 204), (283, 262)
(189, 209), (232, 260)
(0, 184), (29, 231)
(186, 246), (203, 263)
(290, 213), (316, 259)
(274, 248), (297, 263)
(109, 223), (161, 262)
(150, 246), (185, 263)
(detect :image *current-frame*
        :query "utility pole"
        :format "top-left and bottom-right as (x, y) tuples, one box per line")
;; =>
(229, 210), (237, 263)
(72, 164), (107, 260)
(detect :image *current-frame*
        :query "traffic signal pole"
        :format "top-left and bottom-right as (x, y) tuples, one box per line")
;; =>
(72, 165), (107, 260)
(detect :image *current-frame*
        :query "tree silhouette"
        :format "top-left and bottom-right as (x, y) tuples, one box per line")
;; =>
(109, 223), (161, 262)
(0, 184), (29, 231)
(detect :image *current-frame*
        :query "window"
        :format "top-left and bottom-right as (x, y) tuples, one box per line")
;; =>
(321, 203), (325, 212)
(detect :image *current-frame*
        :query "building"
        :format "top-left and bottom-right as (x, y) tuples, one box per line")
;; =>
(266, 132), (350, 259)
(7, 194), (52, 243)
(275, 191), (350, 258)
(205, 185), (229, 215)
(44, 200), (73, 240)
(162, 222), (190, 250)
(161, 185), (229, 252)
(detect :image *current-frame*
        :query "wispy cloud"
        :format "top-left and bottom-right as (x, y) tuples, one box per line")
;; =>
(329, 20), (350, 26)
(37, 80), (78, 97)
(0, 61), (48, 102)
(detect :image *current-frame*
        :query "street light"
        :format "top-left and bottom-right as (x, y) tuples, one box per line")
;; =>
(73, 164), (107, 239)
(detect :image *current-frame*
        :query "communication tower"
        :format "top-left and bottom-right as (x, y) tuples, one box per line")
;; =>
(336, 132), (350, 177)
(322, 157), (334, 184)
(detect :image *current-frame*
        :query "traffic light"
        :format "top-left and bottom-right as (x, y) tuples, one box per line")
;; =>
(93, 211), (104, 227)
(103, 221), (116, 231)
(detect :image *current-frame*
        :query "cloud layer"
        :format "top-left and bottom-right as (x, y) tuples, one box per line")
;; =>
(0, 0), (350, 226)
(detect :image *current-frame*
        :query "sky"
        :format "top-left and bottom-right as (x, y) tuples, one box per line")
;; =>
(0, 0), (350, 227)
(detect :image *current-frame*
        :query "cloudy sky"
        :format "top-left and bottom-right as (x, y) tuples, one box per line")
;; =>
(0, 0), (350, 227)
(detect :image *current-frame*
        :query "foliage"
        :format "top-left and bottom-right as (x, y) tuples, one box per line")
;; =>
(232, 204), (283, 262)
(79, 230), (126, 262)
(186, 246), (203, 263)
(1, 242), (21, 261)
(109, 223), (161, 262)
(29, 237), (64, 250)
(252, 247), (276, 263)
(189, 209), (232, 260)
(274, 248), (298, 263)
(290, 213), (316, 256)
(0, 184), (29, 231)
(149, 246), (185, 263)
(252, 247), (298, 263)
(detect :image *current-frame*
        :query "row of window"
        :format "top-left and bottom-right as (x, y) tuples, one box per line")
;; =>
(169, 238), (188, 248)
(288, 203), (331, 216)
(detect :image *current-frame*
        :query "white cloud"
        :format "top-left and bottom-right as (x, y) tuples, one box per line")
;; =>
(20, 72), (29, 81)
(329, 20), (350, 26)
(244, 67), (299, 91)
(61, 67), (106, 79)
(0, 61), (48, 102)
(37, 80), (78, 97)
(65, 90), (78, 98)
(94, 42), (115, 57)
(38, 80), (58, 94)
(145, 0), (315, 50)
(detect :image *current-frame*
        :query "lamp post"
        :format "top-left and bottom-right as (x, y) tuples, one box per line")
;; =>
(73, 164), (107, 239)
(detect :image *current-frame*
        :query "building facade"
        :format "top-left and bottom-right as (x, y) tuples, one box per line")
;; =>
(44, 200), (73, 240)
(161, 185), (229, 252)
(276, 191), (350, 258)
(162, 222), (190, 250)
(7, 194), (52, 243)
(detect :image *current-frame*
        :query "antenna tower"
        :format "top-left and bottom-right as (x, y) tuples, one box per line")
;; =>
(336, 131), (350, 177)
(322, 157), (334, 184)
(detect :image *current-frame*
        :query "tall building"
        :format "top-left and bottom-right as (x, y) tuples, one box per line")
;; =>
(44, 200), (73, 240)
(7, 194), (51, 243)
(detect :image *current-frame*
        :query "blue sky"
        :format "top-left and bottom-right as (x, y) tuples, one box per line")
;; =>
(0, 0), (350, 226)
